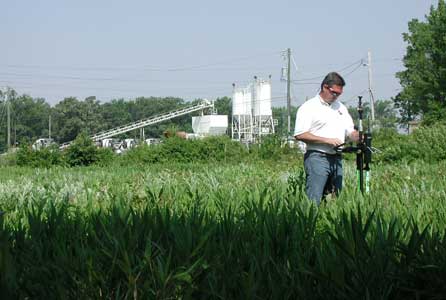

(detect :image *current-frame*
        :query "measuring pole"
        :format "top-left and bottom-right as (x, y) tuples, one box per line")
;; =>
(286, 48), (291, 135)
(367, 50), (375, 123)
(6, 91), (11, 151)
(357, 96), (364, 194)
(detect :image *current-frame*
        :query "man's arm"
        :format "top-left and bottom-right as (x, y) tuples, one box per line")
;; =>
(295, 132), (343, 147)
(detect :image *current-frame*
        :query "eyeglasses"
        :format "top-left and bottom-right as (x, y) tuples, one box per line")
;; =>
(328, 87), (342, 97)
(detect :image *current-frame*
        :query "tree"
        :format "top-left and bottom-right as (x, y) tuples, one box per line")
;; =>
(0, 89), (18, 152)
(52, 97), (105, 143)
(374, 100), (398, 129)
(101, 98), (132, 130)
(272, 106), (298, 136)
(83, 96), (106, 135)
(395, 0), (446, 124)
(214, 97), (232, 116)
(0, 91), (230, 149)
(12, 95), (51, 143)
(52, 97), (86, 143)
(348, 100), (397, 130)
(0, 89), (51, 151)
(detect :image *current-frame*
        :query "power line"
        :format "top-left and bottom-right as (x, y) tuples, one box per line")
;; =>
(1, 51), (383, 106)
(0, 50), (283, 73)
(291, 82), (319, 85)
(343, 89), (369, 105)
(292, 58), (364, 82)
(0, 78), (240, 92)
(291, 55), (299, 74)
(343, 61), (364, 77)
(0, 70), (279, 83)
(337, 59), (364, 73)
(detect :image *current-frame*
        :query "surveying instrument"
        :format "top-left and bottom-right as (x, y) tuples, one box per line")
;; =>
(335, 96), (373, 194)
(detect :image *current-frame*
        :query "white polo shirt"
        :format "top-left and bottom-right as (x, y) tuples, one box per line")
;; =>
(294, 94), (354, 154)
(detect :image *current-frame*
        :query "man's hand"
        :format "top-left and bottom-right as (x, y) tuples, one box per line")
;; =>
(349, 130), (360, 142)
(324, 138), (344, 147)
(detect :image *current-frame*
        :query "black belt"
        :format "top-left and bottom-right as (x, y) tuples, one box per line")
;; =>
(306, 150), (342, 157)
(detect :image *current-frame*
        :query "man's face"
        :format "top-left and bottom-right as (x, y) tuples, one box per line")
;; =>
(324, 84), (343, 103)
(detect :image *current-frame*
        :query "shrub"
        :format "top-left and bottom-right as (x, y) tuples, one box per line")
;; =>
(162, 137), (196, 163)
(16, 144), (64, 168)
(371, 124), (446, 163)
(258, 134), (283, 160)
(95, 148), (116, 167)
(409, 124), (446, 161)
(120, 136), (250, 165)
(120, 143), (164, 164)
(63, 133), (100, 167)
(193, 136), (247, 162)
(371, 128), (409, 163)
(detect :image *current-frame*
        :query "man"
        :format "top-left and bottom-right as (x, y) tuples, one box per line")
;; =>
(294, 72), (359, 205)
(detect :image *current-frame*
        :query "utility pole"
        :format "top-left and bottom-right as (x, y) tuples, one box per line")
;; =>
(367, 50), (376, 123)
(286, 48), (291, 135)
(140, 127), (145, 141)
(14, 119), (16, 147)
(49, 113), (51, 139)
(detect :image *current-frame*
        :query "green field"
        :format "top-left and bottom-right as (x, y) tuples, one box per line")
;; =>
(0, 158), (446, 299)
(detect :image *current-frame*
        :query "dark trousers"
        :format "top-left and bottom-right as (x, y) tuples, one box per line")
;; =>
(304, 150), (343, 205)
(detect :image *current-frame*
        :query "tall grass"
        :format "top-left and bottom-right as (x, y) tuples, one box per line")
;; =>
(0, 160), (445, 298)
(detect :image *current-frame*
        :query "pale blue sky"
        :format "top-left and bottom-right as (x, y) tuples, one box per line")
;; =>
(0, 0), (439, 107)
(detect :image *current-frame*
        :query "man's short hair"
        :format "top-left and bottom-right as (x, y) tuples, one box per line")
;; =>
(320, 72), (345, 90)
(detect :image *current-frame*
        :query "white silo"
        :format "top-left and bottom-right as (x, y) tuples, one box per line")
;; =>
(232, 86), (252, 116)
(232, 85), (253, 142)
(192, 115), (228, 136)
(253, 79), (272, 117)
(252, 78), (274, 139)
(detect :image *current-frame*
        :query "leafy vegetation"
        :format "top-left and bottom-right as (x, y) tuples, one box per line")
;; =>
(9, 124), (446, 168)
(1, 2), (446, 297)
(0, 159), (445, 298)
(0, 94), (216, 152)
(395, 0), (446, 124)
(371, 124), (446, 163)
(64, 132), (101, 166)
(16, 144), (64, 168)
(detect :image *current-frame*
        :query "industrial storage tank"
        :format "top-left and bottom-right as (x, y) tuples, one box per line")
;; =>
(232, 86), (252, 116)
(192, 115), (228, 136)
(253, 79), (272, 116)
